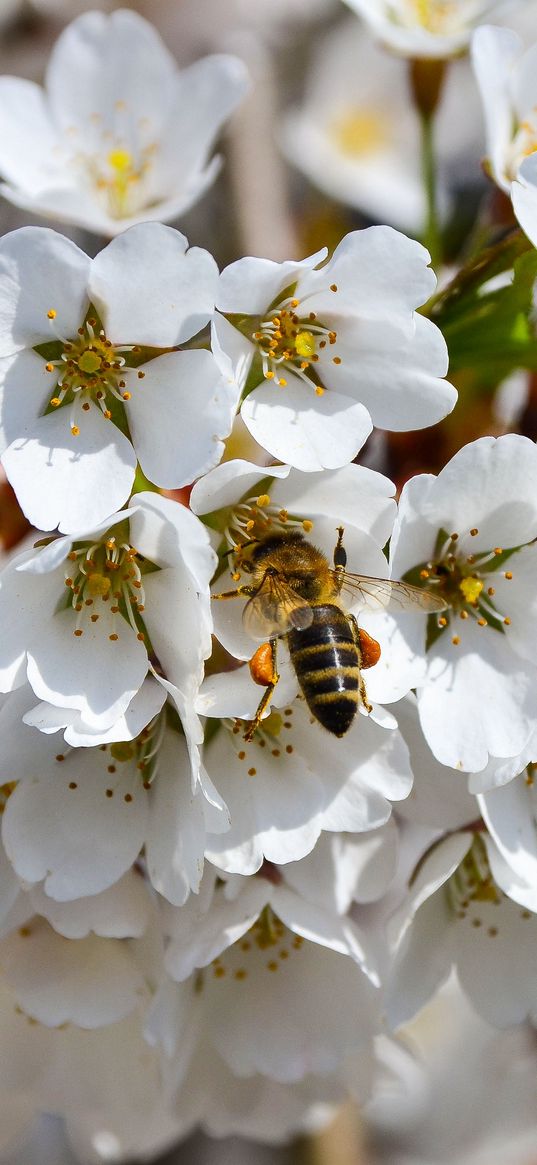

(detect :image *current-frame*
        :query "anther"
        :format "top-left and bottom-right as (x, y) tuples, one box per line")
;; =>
(470, 528), (479, 536)
(505, 571), (513, 580)
(47, 309), (57, 319)
(330, 283), (338, 292)
(71, 425), (80, 436)
(504, 617), (511, 625)
(452, 635), (460, 645)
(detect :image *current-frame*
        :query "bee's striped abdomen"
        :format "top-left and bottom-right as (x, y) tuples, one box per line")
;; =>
(287, 604), (360, 737)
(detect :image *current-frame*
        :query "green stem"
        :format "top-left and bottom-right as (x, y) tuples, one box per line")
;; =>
(420, 108), (441, 270)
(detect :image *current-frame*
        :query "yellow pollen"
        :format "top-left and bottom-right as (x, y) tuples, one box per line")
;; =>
(459, 577), (483, 604)
(47, 309), (57, 319)
(71, 425), (80, 436)
(265, 370), (274, 380)
(315, 386), (325, 396)
(295, 330), (316, 358)
(452, 635), (460, 646)
(108, 148), (133, 173)
(505, 571), (513, 580)
(302, 519), (313, 533)
(504, 617), (511, 625)
(45, 362), (55, 373)
(87, 572), (112, 598)
(438, 616), (447, 627)
(279, 378), (287, 387)
(256, 494), (271, 508)
(50, 397), (61, 408)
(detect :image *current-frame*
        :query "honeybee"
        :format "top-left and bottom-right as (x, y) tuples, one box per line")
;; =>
(213, 527), (446, 741)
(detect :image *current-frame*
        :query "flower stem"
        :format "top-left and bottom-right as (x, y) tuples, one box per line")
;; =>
(420, 108), (441, 269)
(409, 58), (447, 271)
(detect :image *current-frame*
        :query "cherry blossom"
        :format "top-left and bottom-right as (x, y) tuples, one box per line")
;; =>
(0, 493), (216, 740)
(387, 435), (537, 771)
(471, 22), (537, 242)
(0, 8), (249, 235)
(386, 829), (537, 1029)
(148, 869), (381, 1087)
(342, 0), (510, 59)
(0, 222), (235, 533)
(281, 17), (483, 234)
(213, 228), (455, 471)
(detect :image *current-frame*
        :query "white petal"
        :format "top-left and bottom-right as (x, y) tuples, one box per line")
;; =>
(190, 458), (290, 516)
(296, 226), (436, 316)
(46, 9), (177, 134)
(28, 871), (150, 938)
(217, 249), (327, 315)
(2, 745), (148, 899)
(320, 313), (454, 431)
(2, 407), (136, 535)
(0, 227), (89, 357)
(145, 734), (206, 905)
(0, 919), (146, 1027)
(89, 223), (218, 346)
(0, 78), (61, 193)
(27, 606), (148, 730)
(241, 374), (372, 470)
(127, 349), (236, 488)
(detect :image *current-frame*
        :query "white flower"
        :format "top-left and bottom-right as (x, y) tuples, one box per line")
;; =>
(0, 682), (224, 906)
(0, 8), (249, 235)
(198, 678), (412, 874)
(343, 0), (509, 59)
(387, 434), (537, 771)
(0, 222), (236, 534)
(471, 23), (537, 243)
(386, 829), (537, 1028)
(0, 493), (216, 739)
(280, 18), (484, 234)
(213, 228), (455, 471)
(148, 869), (380, 1085)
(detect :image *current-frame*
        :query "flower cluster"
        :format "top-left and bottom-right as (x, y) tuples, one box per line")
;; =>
(1, 4), (537, 1163)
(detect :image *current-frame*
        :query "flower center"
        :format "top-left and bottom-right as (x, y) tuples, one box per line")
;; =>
(63, 528), (157, 643)
(506, 117), (537, 182)
(197, 904), (305, 989)
(394, 0), (462, 33)
(251, 291), (342, 394)
(221, 488), (313, 557)
(406, 526), (515, 648)
(67, 99), (159, 220)
(330, 108), (391, 158)
(41, 311), (143, 437)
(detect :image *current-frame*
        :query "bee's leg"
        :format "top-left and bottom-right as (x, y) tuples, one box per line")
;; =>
(333, 525), (347, 594)
(212, 585), (256, 600)
(244, 637), (279, 743)
(349, 614), (373, 714)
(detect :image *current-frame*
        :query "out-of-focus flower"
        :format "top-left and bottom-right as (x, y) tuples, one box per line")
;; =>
(472, 23), (537, 243)
(386, 435), (537, 771)
(342, 0), (511, 59)
(386, 829), (537, 1028)
(281, 18), (484, 234)
(0, 223), (233, 534)
(148, 868), (380, 1085)
(0, 494), (215, 742)
(0, 9), (249, 235)
(213, 228), (454, 471)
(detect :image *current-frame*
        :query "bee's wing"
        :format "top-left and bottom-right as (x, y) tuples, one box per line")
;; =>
(242, 576), (314, 638)
(335, 571), (447, 614)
